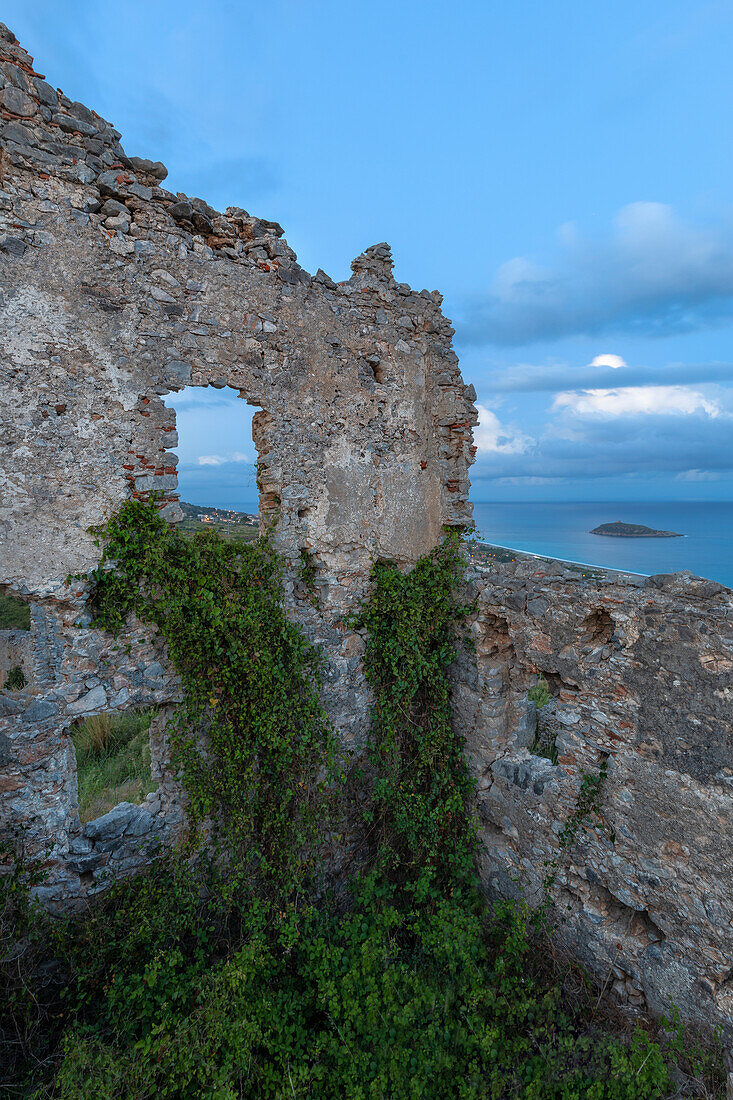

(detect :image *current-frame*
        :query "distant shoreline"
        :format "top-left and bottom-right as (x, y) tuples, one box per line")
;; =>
(472, 540), (647, 579)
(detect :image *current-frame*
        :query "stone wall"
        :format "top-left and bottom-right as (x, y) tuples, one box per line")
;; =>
(455, 560), (733, 1042)
(0, 22), (476, 904)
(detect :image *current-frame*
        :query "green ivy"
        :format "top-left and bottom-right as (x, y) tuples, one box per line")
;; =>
(76, 499), (338, 894)
(352, 529), (477, 901)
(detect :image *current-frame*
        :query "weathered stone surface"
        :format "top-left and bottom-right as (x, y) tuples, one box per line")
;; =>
(68, 685), (107, 714)
(23, 699), (57, 722)
(0, 235), (27, 256)
(83, 802), (140, 840)
(458, 559), (733, 1042)
(32, 77), (57, 108)
(0, 21), (475, 916)
(122, 155), (167, 181)
(1, 83), (36, 117)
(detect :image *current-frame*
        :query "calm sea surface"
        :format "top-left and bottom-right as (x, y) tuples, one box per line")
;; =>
(471, 501), (733, 589)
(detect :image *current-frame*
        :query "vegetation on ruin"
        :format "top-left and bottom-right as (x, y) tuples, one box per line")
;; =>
(528, 675), (560, 763)
(0, 592), (30, 631)
(4, 666), (26, 691)
(0, 502), (726, 1098)
(78, 499), (339, 893)
(528, 673), (552, 710)
(72, 709), (157, 823)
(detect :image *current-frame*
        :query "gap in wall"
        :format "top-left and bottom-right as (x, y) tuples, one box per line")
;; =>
(0, 585), (32, 692)
(70, 708), (157, 824)
(66, 387), (268, 828)
(165, 385), (260, 518)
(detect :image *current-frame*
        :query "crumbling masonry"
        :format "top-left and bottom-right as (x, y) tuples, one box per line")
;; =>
(0, 23), (731, 1045)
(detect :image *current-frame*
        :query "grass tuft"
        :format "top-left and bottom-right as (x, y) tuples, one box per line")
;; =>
(72, 709), (156, 822)
(0, 591), (31, 630)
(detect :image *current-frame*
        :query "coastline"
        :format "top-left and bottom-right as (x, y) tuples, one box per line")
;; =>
(470, 501), (733, 589)
(473, 539), (649, 580)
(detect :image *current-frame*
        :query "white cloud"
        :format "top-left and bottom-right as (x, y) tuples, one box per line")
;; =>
(552, 385), (720, 418)
(676, 469), (721, 481)
(197, 451), (252, 466)
(590, 354), (626, 369)
(474, 404), (533, 454)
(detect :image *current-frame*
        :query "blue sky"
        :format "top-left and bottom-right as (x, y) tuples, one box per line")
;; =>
(9, 0), (733, 502)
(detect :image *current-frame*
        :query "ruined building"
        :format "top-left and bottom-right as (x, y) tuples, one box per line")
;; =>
(0, 23), (731, 1045)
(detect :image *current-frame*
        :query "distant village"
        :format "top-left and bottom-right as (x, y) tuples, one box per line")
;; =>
(180, 502), (258, 526)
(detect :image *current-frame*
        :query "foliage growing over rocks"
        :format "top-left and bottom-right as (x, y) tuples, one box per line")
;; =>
(0, 504), (726, 1097)
(80, 499), (339, 895)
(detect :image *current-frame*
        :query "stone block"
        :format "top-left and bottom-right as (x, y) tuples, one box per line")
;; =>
(24, 698), (58, 722)
(68, 685), (107, 714)
(2, 84), (36, 116)
(83, 802), (139, 841)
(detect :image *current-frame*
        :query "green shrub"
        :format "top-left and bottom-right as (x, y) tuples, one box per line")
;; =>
(4, 665), (26, 690)
(48, 877), (676, 1100)
(0, 592), (30, 630)
(528, 673), (551, 709)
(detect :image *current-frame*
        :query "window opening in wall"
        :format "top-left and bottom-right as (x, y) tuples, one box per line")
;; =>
(0, 589), (30, 631)
(0, 586), (31, 692)
(165, 385), (263, 540)
(528, 674), (556, 763)
(71, 708), (157, 824)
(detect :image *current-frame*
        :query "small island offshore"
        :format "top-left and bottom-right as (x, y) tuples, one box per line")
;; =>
(590, 521), (682, 538)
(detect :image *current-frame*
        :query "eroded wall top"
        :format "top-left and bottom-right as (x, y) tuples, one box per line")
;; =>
(0, 22), (478, 599)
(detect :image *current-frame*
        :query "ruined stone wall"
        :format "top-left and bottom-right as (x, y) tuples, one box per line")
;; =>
(0, 22), (730, 1043)
(455, 560), (733, 1041)
(0, 23), (476, 903)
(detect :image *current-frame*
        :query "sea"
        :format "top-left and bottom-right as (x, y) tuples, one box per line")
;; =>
(471, 501), (733, 590)
(195, 496), (733, 590)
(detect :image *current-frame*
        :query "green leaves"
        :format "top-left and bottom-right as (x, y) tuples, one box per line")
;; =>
(82, 499), (337, 896)
(355, 530), (477, 898)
